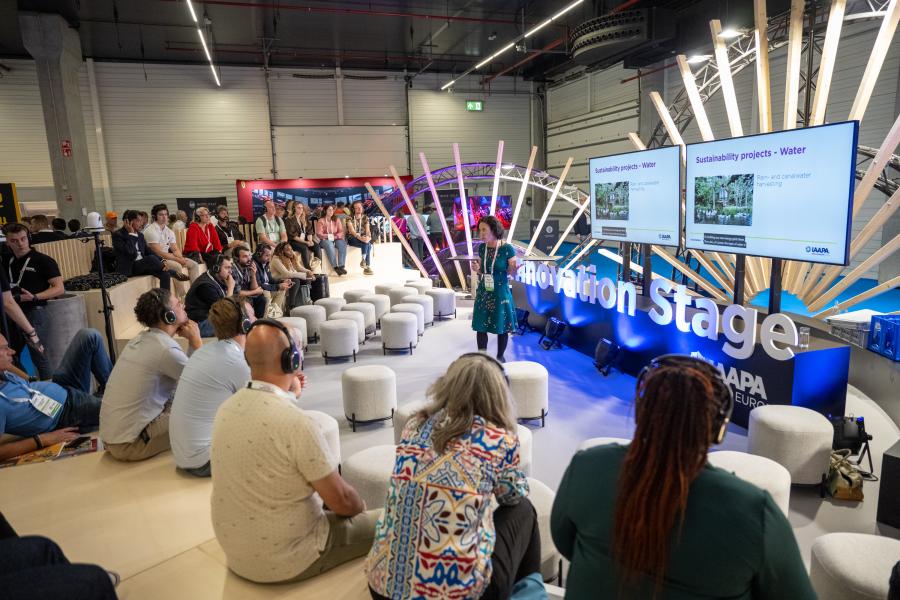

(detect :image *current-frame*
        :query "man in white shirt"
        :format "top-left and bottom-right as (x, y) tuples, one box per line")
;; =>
(169, 297), (253, 477)
(100, 289), (202, 461)
(405, 204), (426, 259)
(144, 203), (200, 289)
(211, 320), (379, 583)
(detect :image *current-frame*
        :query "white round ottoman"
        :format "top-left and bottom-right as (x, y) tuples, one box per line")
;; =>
(343, 302), (377, 336)
(393, 399), (430, 444)
(426, 288), (456, 320)
(314, 296), (346, 317)
(392, 303), (425, 336)
(329, 311), (366, 345)
(506, 361), (550, 427)
(360, 294), (391, 325)
(342, 365), (397, 432)
(388, 286), (418, 306)
(342, 444), (397, 508)
(276, 316), (308, 351)
(402, 294), (434, 327)
(305, 410), (341, 465)
(375, 283), (402, 296)
(748, 405), (833, 485)
(528, 478), (563, 584)
(708, 450), (792, 515)
(810, 533), (900, 600)
(517, 424), (533, 477)
(343, 288), (372, 304)
(381, 312), (418, 354)
(406, 279), (433, 294)
(290, 305), (327, 343)
(319, 319), (358, 364)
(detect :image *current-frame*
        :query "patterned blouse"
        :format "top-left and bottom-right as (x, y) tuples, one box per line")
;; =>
(366, 411), (529, 599)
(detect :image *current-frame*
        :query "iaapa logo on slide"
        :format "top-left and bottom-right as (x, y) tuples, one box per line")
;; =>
(690, 351), (768, 408)
(805, 245), (830, 256)
(658, 233), (673, 241)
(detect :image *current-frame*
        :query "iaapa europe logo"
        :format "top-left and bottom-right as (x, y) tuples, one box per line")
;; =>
(805, 245), (830, 256)
(690, 351), (768, 408)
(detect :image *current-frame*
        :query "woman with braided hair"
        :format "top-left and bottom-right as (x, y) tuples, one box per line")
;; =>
(551, 355), (814, 599)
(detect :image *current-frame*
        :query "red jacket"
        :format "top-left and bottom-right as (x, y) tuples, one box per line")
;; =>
(183, 222), (223, 254)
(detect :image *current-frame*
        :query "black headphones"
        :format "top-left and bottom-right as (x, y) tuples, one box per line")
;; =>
(149, 288), (178, 325)
(246, 319), (301, 374)
(636, 354), (734, 444)
(223, 296), (252, 334)
(458, 352), (509, 384)
(210, 253), (226, 276)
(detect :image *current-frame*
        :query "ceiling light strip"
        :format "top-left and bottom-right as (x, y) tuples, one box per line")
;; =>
(187, 2), (220, 87)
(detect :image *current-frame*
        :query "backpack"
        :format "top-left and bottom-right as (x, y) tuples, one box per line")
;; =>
(90, 247), (118, 274)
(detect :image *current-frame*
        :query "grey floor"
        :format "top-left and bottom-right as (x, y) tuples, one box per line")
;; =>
(296, 304), (900, 567)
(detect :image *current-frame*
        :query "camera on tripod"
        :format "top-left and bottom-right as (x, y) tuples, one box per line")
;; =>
(830, 414), (874, 474)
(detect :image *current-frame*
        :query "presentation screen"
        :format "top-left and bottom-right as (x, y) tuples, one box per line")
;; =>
(588, 145), (681, 247)
(684, 121), (858, 265)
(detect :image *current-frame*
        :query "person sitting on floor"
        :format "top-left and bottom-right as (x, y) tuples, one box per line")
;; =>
(229, 244), (266, 319)
(366, 353), (539, 600)
(112, 210), (181, 290)
(184, 255), (236, 338)
(551, 354), (815, 599)
(0, 328), (112, 461)
(169, 297), (253, 477)
(144, 203), (200, 286)
(211, 319), (379, 583)
(100, 289), (201, 462)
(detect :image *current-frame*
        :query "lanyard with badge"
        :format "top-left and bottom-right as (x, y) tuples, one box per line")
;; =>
(7, 256), (32, 290)
(0, 383), (64, 420)
(326, 220), (335, 242)
(217, 223), (234, 245)
(482, 242), (500, 292)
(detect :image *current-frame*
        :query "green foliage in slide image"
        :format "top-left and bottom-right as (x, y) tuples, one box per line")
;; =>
(595, 181), (629, 221)
(694, 174), (754, 226)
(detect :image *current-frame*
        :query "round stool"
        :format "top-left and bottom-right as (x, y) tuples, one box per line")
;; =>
(393, 399), (430, 444)
(329, 311), (366, 345)
(314, 297), (346, 317)
(578, 437), (631, 451)
(506, 361), (550, 427)
(343, 302), (377, 336)
(343, 288), (372, 304)
(426, 288), (456, 320)
(392, 303), (425, 336)
(342, 365), (397, 432)
(375, 283), (402, 296)
(401, 294), (434, 327)
(319, 319), (358, 364)
(381, 313), (417, 355)
(405, 279), (433, 294)
(275, 317), (308, 351)
(811, 533), (900, 600)
(359, 294), (390, 325)
(304, 410), (341, 465)
(748, 405), (833, 485)
(528, 478), (563, 584)
(517, 424), (533, 477)
(708, 450), (791, 515)
(342, 445), (397, 508)
(289, 305), (327, 343)
(388, 286), (418, 306)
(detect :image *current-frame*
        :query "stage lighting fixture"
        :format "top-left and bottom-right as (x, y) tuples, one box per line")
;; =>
(594, 338), (620, 376)
(515, 309), (531, 335)
(538, 317), (567, 350)
(717, 27), (741, 39)
(687, 54), (711, 64)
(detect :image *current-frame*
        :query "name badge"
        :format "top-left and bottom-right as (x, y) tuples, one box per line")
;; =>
(29, 390), (63, 419)
(327, 234), (335, 242)
(226, 235), (234, 244)
(483, 274), (495, 292)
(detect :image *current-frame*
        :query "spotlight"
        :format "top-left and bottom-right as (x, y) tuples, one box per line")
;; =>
(687, 54), (711, 64)
(594, 338), (620, 376)
(515, 309), (531, 335)
(717, 28), (741, 39)
(538, 317), (567, 350)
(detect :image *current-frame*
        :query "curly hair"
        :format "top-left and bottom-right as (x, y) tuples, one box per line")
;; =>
(479, 215), (504, 240)
(134, 288), (173, 328)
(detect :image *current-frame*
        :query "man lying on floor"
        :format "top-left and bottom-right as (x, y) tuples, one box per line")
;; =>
(0, 329), (112, 460)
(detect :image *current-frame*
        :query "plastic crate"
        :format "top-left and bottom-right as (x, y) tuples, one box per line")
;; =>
(825, 310), (879, 348)
(867, 315), (900, 361)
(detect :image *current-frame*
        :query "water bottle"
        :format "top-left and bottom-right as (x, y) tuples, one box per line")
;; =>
(799, 326), (810, 350)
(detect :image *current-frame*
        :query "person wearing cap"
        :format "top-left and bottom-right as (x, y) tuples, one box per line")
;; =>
(104, 212), (118, 235)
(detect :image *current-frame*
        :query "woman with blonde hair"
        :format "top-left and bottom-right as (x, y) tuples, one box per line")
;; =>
(285, 201), (321, 270)
(366, 353), (541, 600)
(183, 206), (223, 269)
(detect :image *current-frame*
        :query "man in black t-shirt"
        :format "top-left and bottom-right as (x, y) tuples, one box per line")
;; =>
(3, 223), (64, 379)
(214, 205), (244, 250)
(185, 256), (236, 337)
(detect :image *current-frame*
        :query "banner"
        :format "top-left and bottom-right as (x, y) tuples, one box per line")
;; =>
(0, 183), (22, 228)
(176, 197), (226, 222)
(530, 219), (559, 255)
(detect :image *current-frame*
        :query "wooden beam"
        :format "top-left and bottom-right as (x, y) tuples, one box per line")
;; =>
(652, 246), (730, 303)
(452, 143), (474, 257)
(809, 0), (847, 126)
(365, 183), (431, 280)
(649, 91), (686, 156)
(561, 239), (597, 272)
(813, 275), (900, 319)
(490, 140), (505, 216)
(754, 0), (773, 133)
(690, 250), (735, 297)
(507, 146), (538, 244)
(807, 233), (900, 312)
(627, 132), (647, 151)
(675, 55), (715, 141)
(550, 197), (590, 257)
(525, 156), (573, 255)
(783, 0), (805, 129)
(710, 19), (744, 137)
(420, 152), (468, 291)
(848, 0), (900, 122)
(597, 247), (699, 296)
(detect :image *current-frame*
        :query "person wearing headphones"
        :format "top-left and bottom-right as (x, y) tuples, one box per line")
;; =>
(184, 255), (236, 338)
(183, 206), (223, 270)
(211, 319), (378, 584)
(170, 297), (254, 477)
(100, 289), (202, 462)
(551, 355), (815, 599)
(367, 353), (539, 600)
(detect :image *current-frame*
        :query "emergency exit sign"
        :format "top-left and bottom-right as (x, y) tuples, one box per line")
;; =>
(466, 100), (484, 111)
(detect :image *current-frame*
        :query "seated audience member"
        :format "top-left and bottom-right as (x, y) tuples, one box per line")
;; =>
(100, 289), (201, 461)
(0, 328), (112, 461)
(29, 215), (67, 244)
(170, 297), (253, 477)
(367, 353), (538, 600)
(346, 200), (374, 275)
(103, 211), (118, 234)
(255, 199), (287, 248)
(51, 218), (68, 236)
(0, 511), (118, 599)
(68, 218), (90, 238)
(183, 207), (222, 269)
(285, 201), (321, 270)
(213, 205), (244, 250)
(172, 210), (188, 232)
(144, 203), (199, 285)
(112, 209), (174, 290)
(228, 244), (267, 319)
(271, 243), (312, 311)
(3, 223), (65, 379)
(212, 319), (379, 583)
(185, 255), (236, 338)
(137, 211), (149, 231)
(253, 244), (292, 314)
(551, 355), (815, 599)
(315, 205), (348, 275)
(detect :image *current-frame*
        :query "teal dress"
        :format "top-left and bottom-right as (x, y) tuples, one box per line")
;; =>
(472, 242), (517, 334)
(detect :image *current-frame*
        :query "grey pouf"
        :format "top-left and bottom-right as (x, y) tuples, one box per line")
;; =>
(305, 410), (341, 465)
(43, 294), (88, 374)
(810, 533), (900, 600)
(405, 279), (433, 294)
(343, 302), (377, 336)
(381, 312), (418, 355)
(528, 478), (563, 584)
(319, 319), (358, 363)
(328, 310), (366, 345)
(359, 293), (391, 325)
(707, 450), (792, 516)
(388, 286), (418, 306)
(343, 288), (372, 304)
(314, 296), (346, 317)
(375, 283), (402, 296)
(426, 288), (456, 320)
(578, 437), (631, 451)
(392, 303), (425, 336)
(276, 317), (309, 351)
(748, 405), (833, 485)
(402, 294), (434, 327)
(342, 444), (397, 508)
(290, 304), (327, 343)
(342, 365), (397, 432)
(393, 399), (430, 444)
(506, 361), (550, 427)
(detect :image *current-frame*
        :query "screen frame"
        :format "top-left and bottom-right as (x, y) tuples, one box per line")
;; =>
(588, 144), (683, 249)
(683, 120), (858, 266)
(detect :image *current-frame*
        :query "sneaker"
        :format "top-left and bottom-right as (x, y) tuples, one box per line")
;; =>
(364, 267), (374, 275)
(171, 271), (190, 282)
(496, 355), (506, 363)
(360, 260), (366, 268)
(107, 570), (121, 588)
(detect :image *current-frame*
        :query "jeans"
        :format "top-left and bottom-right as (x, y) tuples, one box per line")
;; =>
(19, 305), (52, 379)
(52, 329), (112, 433)
(320, 238), (347, 269)
(290, 240), (322, 270)
(347, 237), (372, 266)
(409, 237), (425, 259)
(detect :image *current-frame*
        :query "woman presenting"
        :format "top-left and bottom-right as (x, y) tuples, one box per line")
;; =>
(472, 215), (517, 362)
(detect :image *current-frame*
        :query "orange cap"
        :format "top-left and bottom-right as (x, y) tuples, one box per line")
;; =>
(105, 211), (117, 219)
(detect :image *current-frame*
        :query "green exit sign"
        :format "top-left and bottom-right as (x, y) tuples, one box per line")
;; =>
(466, 100), (484, 111)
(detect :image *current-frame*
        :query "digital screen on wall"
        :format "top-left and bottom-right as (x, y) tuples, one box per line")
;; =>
(684, 121), (858, 265)
(588, 145), (681, 247)
(451, 195), (512, 231)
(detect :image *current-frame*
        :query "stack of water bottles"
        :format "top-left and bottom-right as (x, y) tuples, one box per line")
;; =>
(867, 314), (900, 361)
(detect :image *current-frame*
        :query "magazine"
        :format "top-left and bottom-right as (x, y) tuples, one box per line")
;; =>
(0, 437), (100, 469)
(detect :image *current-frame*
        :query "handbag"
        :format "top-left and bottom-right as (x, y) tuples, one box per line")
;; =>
(826, 449), (864, 501)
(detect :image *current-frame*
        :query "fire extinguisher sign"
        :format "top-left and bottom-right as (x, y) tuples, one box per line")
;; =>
(61, 140), (72, 157)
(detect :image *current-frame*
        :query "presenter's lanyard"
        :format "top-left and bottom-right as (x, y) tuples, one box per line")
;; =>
(247, 380), (297, 403)
(482, 242), (500, 292)
(8, 256), (32, 289)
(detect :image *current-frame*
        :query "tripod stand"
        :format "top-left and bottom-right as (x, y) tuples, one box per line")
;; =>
(83, 231), (117, 363)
